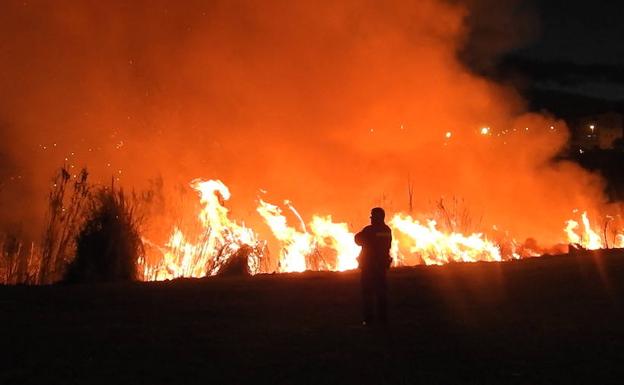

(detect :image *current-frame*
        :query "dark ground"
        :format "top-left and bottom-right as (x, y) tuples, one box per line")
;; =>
(3, 251), (624, 385)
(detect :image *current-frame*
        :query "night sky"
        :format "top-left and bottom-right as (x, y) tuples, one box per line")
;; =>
(518, 1), (624, 65)
(504, 1), (624, 101)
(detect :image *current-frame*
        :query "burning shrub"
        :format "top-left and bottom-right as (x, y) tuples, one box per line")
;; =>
(64, 187), (143, 283)
(216, 245), (253, 276)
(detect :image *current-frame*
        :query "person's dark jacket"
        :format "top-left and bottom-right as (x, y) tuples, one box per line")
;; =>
(355, 223), (392, 271)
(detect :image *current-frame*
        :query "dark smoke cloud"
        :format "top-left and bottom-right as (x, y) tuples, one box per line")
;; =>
(0, 0), (607, 245)
(501, 58), (624, 87)
(458, 0), (539, 73)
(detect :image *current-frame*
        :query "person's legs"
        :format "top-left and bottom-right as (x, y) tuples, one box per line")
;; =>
(375, 272), (388, 325)
(361, 271), (374, 324)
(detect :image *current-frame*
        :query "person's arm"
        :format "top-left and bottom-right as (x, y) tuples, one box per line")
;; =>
(355, 226), (372, 246)
(384, 226), (393, 268)
(354, 229), (365, 246)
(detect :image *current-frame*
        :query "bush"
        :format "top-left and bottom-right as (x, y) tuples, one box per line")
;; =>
(64, 187), (143, 283)
(217, 245), (253, 276)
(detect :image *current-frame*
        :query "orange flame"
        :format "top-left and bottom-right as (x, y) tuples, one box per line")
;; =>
(564, 211), (624, 250)
(390, 214), (503, 265)
(256, 199), (314, 272)
(256, 199), (362, 272)
(143, 179), (263, 280)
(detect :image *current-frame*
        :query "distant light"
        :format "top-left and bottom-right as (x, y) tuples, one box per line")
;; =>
(579, 149), (584, 154)
(550, 126), (555, 130)
(525, 127), (529, 131)
(480, 127), (490, 135)
(445, 131), (452, 139)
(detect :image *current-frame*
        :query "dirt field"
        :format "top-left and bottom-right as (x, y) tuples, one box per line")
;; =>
(2, 251), (624, 384)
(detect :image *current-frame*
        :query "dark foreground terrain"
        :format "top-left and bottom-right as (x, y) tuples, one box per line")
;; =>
(3, 251), (624, 385)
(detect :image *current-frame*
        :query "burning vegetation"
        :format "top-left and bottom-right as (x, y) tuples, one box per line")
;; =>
(136, 178), (624, 281)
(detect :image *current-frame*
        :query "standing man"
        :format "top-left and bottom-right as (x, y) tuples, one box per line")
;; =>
(355, 207), (392, 326)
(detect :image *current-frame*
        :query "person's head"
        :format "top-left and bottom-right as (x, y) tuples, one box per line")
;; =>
(370, 207), (385, 225)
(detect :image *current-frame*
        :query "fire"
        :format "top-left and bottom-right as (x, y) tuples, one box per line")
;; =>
(309, 216), (360, 271)
(144, 179), (517, 279)
(564, 211), (624, 250)
(390, 214), (502, 265)
(142, 179), (624, 281)
(256, 199), (360, 272)
(143, 179), (264, 280)
(256, 199), (314, 273)
(256, 200), (509, 271)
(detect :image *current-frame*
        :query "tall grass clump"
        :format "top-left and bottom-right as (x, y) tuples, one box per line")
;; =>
(1, 231), (40, 284)
(39, 167), (90, 283)
(64, 185), (144, 283)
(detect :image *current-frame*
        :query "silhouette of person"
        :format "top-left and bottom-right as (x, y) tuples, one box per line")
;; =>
(355, 207), (392, 326)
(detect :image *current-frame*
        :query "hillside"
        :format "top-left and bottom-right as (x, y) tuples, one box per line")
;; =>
(2, 250), (624, 384)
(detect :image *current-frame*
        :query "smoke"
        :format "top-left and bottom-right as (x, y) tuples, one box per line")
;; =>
(458, 0), (539, 73)
(0, 0), (606, 245)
